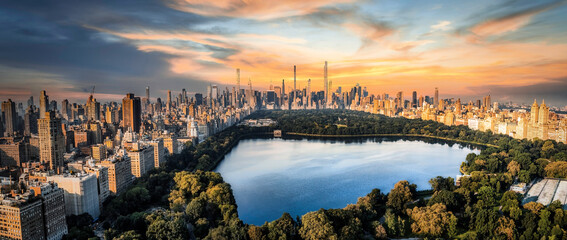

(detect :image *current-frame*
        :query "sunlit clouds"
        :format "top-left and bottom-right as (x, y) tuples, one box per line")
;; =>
(0, 0), (566, 105)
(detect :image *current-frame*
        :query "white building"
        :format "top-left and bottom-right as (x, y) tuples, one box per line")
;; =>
(47, 172), (100, 219)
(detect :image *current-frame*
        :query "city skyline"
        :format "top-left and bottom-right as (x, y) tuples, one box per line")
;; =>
(1, 0), (567, 106)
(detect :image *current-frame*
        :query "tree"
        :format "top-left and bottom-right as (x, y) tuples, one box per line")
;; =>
(545, 161), (567, 178)
(386, 180), (416, 212)
(524, 202), (544, 214)
(429, 176), (456, 192)
(428, 190), (461, 211)
(299, 210), (337, 240)
(407, 203), (457, 238)
(494, 216), (516, 240)
(507, 161), (521, 176)
(115, 230), (143, 240)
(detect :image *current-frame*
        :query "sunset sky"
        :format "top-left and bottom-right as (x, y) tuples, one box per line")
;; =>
(1, 0), (567, 106)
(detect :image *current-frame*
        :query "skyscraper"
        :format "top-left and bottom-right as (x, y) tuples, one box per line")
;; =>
(1, 99), (16, 137)
(39, 90), (48, 119)
(434, 87), (439, 108)
(38, 111), (65, 171)
(146, 86), (150, 101)
(236, 68), (240, 92)
(281, 79), (285, 106)
(412, 91), (417, 108)
(324, 61), (328, 103)
(86, 95), (100, 121)
(61, 99), (69, 120)
(293, 65), (297, 93)
(122, 93), (141, 133)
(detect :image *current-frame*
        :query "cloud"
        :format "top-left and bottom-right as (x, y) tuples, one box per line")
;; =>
(430, 21), (451, 31)
(164, 0), (355, 20)
(466, 0), (567, 42)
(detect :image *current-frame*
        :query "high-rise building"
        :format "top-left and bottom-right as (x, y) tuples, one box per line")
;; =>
(91, 144), (107, 160)
(530, 100), (539, 125)
(147, 139), (165, 168)
(538, 100), (549, 124)
(39, 90), (48, 119)
(281, 79), (285, 105)
(0, 193), (45, 240)
(29, 181), (68, 240)
(126, 143), (155, 178)
(38, 111), (65, 171)
(98, 154), (133, 195)
(47, 173), (101, 219)
(324, 61), (328, 103)
(122, 93), (141, 133)
(294, 65), (297, 93)
(27, 96), (34, 107)
(83, 164), (110, 208)
(412, 91), (417, 108)
(1, 99), (17, 136)
(61, 99), (69, 120)
(86, 95), (100, 121)
(433, 88), (439, 108)
(163, 136), (178, 155)
(146, 86), (150, 102)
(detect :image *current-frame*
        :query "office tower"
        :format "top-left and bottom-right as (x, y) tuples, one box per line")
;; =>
(232, 87), (237, 106)
(91, 144), (107, 160)
(29, 182), (68, 240)
(127, 144), (155, 178)
(294, 65), (297, 93)
(89, 123), (102, 144)
(82, 164), (110, 208)
(282, 79), (285, 104)
(412, 91), (417, 108)
(188, 118), (198, 139)
(61, 99), (69, 120)
(2, 99), (16, 136)
(324, 61), (328, 103)
(530, 100), (539, 125)
(433, 88), (439, 108)
(27, 96), (34, 107)
(0, 194), (45, 240)
(146, 86), (150, 102)
(39, 90), (49, 119)
(47, 173), (101, 218)
(236, 68), (240, 93)
(99, 154), (133, 195)
(539, 100), (549, 124)
(38, 111), (65, 171)
(147, 139), (165, 168)
(86, 95), (100, 121)
(166, 90), (172, 112)
(212, 85), (219, 100)
(122, 93), (141, 133)
(163, 136), (177, 155)
(0, 139), (27, 167)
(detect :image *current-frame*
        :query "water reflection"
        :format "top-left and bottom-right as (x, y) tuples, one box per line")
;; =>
(215, 137), (478, 225)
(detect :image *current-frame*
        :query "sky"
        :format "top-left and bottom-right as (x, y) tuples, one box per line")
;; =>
(1, 0), (567, 107)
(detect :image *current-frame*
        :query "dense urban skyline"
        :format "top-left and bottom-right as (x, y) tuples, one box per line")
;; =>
(1, 0), (567, 106)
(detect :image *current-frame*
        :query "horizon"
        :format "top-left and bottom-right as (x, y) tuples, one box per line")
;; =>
(1, 0), (567, 107)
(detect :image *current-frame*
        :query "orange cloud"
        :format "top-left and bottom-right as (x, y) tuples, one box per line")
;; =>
(467, 0), (567, 42)
(165, 0), (355, 19)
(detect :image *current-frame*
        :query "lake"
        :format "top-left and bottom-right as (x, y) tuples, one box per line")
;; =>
(215, 137), (478, 225)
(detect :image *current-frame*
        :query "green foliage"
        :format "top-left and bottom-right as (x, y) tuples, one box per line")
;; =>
(386, 180), (416, 212)
(100, 109), (567, 239)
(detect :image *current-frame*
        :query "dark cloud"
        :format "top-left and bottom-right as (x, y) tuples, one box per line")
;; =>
(467, 78), (567, 107)
(0, 0), (218, 101)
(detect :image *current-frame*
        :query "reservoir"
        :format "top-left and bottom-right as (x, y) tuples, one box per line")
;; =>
(215, 137), (478, 225)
